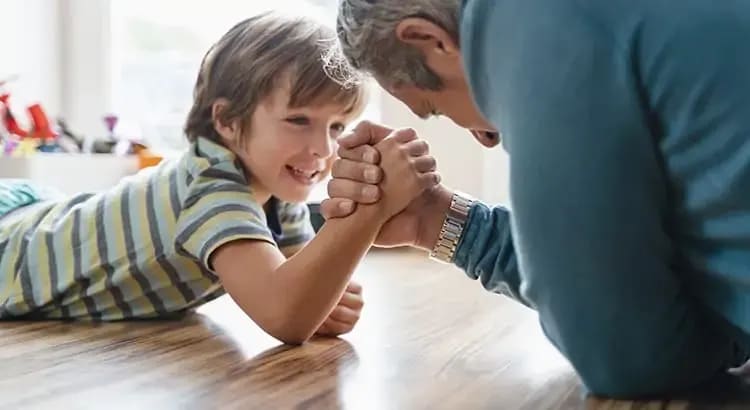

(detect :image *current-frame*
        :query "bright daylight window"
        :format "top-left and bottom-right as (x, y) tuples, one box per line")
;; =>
(109, 0), (378, 153)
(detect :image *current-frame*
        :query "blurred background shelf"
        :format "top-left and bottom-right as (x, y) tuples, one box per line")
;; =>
(0, 154), (138, 194)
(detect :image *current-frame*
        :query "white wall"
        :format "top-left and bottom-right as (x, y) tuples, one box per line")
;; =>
(59, 0), (113, 137)
(0, 0), (112, 136)
(0, 0), (63, 118)
(482, 141), (510, 206)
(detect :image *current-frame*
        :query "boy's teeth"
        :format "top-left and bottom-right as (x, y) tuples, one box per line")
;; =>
(291, 167), (316, 178)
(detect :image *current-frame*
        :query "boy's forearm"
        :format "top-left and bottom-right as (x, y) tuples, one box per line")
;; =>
(272, 204), (385, 342)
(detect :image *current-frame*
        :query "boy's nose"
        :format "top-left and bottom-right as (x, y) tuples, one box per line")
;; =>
(311, 131), (335, 158)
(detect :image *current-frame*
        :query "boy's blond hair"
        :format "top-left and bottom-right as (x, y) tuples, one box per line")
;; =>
(185, 11), (365, 144)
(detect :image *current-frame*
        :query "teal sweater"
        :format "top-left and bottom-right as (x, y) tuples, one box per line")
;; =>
(455, 0), (750, 397)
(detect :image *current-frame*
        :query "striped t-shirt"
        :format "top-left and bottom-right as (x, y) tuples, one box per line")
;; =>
(0, 137), (314, 320)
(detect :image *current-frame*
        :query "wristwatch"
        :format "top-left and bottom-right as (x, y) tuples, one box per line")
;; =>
(430, 192), (475, 263)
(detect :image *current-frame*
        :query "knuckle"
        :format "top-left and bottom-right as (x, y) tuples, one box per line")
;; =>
(365, 165), (381, 180)
(400, 145), (413, 159)
(382, 137), (396, 148)
(361, 146), (378, 163)
(402, 127), (417, 136)
(354, 120), (372, 133)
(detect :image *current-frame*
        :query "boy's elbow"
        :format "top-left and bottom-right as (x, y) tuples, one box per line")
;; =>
(263, 316), (316, 346)
(272, 329), (313, 346)
(239, 295), (316, 345)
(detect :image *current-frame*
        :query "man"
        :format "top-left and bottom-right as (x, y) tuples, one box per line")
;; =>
(321, 0), (750, 399)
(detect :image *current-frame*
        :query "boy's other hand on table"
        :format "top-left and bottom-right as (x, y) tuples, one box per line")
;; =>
(315, 281), (364, 337)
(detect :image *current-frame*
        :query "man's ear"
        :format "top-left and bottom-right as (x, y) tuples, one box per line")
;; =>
(395, 17), (460, 58)
(212, 98), (239, 145)
(394, 17), (462, 81)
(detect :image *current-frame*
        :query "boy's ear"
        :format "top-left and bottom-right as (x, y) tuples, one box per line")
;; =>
(211, 98), (239, 144)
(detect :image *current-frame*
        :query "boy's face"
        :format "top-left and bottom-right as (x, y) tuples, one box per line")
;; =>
(233, 84), (353, 203)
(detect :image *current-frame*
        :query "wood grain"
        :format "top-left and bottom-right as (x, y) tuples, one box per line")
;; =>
(1, 248), (748, 409)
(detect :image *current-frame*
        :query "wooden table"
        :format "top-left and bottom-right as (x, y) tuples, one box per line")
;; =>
(1, 249), (748, 409)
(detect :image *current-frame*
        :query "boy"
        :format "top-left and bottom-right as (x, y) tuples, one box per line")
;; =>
(0, 12), (439, 344)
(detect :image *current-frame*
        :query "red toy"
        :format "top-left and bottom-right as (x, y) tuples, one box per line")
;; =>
(0, 77), (56, 141)
(26, 104), (55, 140)
(0, 93), (28, 138)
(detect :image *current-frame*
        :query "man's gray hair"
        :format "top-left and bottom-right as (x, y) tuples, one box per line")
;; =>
(336, 0), (461, 90)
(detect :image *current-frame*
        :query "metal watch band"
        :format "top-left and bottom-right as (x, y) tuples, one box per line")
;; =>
(430, 192), (474, 263)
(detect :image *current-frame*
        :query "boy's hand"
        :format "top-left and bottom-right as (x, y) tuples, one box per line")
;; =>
(373, 128), (440, 219)
(323, 121), (448, 248)
(315, 281), (364, 337)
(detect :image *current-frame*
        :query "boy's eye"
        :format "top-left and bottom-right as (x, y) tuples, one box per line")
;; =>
(330, 123), (346, 134)
(285, 116), (310, 126)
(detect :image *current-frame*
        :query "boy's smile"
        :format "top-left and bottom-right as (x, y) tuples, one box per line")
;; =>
(285, 164), (326, 186)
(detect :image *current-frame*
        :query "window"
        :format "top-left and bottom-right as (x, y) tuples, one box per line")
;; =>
(107, 0), (378, 152)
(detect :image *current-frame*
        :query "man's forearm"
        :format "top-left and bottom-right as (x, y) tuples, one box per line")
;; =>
(452, 202), (524, 302)
(417, 188), (524, 303)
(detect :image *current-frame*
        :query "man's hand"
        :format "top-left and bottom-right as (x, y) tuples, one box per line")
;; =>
(322, 121), (453, 249)
(372, 128), (441, 218)
(315, 281), (364, 337)
(324, 121), (393, 214)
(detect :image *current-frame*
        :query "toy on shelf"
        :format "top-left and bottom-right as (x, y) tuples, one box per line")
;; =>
(104, 114), (154, 159)
(28, 104), (62, 153)
(0, 98), (9, 143)
(80, 114), (118, 154)
(0, 93), (28, 139)
(0, 76), (62, 156)
(132, 142), (163, 170)
(1, 76), (25, 138)
(12, 139), (39, 157)
(56, 118), (85, 152)
(0, 75), (157, 161)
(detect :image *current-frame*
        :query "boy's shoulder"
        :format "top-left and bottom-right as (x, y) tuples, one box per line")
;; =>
(182, 137), (241, 171)
(173, 137), (261, 216)
(177, 137), (249, 187)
